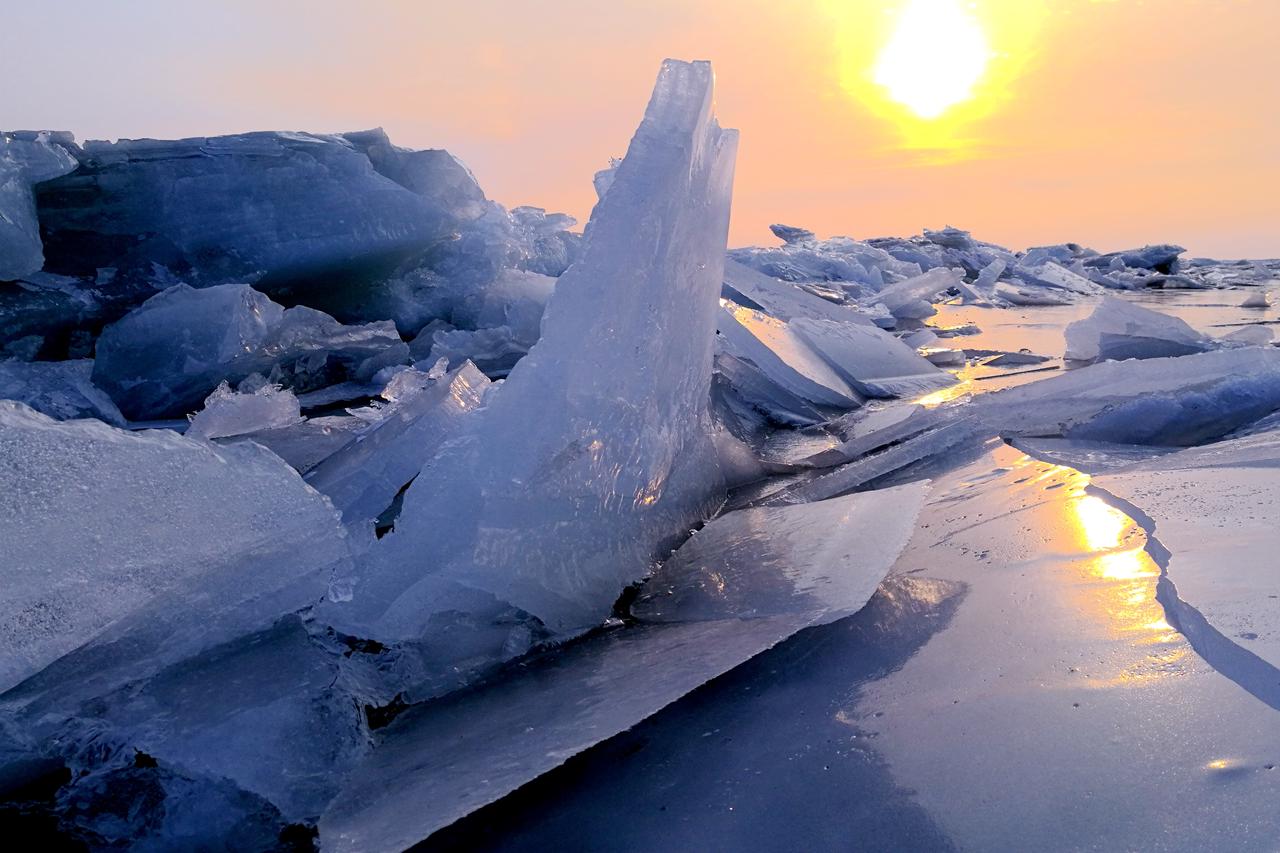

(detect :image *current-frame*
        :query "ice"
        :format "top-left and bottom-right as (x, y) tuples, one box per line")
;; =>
(717, 301), (863, 409)
(221, 415), (366, 475)
(788, 316), (957, 398)
(1221, 324), (1274, 346)
(0, 131), (79, 281)
(0, 401), (350, 696)
(319, 483), (927, 851)
(1012, 260), (1101, 296)
(1241, 290), (1272, 308)
(304, 362), (490, 526)
(33, 131), (464, 301)
(869, 267), (963, 321)
(423, 267), (555, 376)
(769, 223), (816, 244)
(185, 381), (302, 440)
(1093, 428), (1280, 687)
(92, 283), (407, 419)
(713, 351), (829, 427)
(729, 232), (921, 288)
(1084, 243), (1185, 274)
(323, 59), (739, 642)
(0, 358), (124, 425)
(1063, 296), (1212, 364)
(635, 481), (929, 621)
(722, 259), (874, 325)
(977, 347), (1280, 446)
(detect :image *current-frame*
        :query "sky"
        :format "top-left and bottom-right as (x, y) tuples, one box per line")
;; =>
(3, 0), (1277, 258)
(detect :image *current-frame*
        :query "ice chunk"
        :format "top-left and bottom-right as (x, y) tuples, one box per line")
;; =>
(1084, 244), (1185, 274)
(994, 283), (1075, 306)
(186, 382), (302, 439)
(1222, 324), (1274, 346)
(1064, 296), (1211, 364)
(319, 483), (927, 851)
(788, 316), (956, 398)
(0, 401), (350, 696)
(713, 351), (829, 427)
(0, 131), (79, 281)
(717, 302), (862, 409)
(0, 358), (124, 425)
(870, 267), (963, 320)
(305, 362), (490, 525)
(635, 481), (929, 621)
(33, 131), (463, 300)
(1241, 290), (1272, 309)
(722, 259), (873, 325)
(324, 59), (739, 640)
(1013, 261), (1100, 296)
(93, 283), (407, 419)
(769, 223), (816, 244)
(977, 347), (1280, 446)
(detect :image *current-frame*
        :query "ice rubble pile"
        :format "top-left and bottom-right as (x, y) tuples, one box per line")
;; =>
(2, 56), (1280, 851)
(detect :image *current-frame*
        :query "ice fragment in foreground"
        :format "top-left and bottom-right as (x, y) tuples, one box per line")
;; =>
(1063, 296), (1211, 364)
(0, 401), (350, 695)
(186, 382), (303, 440)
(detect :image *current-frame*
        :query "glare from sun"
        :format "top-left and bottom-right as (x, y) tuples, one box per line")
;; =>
(873, 0), (992, 120)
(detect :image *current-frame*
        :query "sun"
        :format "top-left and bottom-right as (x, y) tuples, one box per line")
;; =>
(873, 0), (993, 119)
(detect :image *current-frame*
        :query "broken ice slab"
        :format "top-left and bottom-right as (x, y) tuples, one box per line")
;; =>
(320, 483), (927, 850)
(634, 481), (929, 622)
(1083, 243), (1185, 274)
(305, 362), (490, 525)
(713, 351), (831, 427)
(1012, 261), (1100, 296)
(1092, 427), (1280, 694)
(0, 358), (124, 425)
(1006, 436), (1177, 475)
(323, 59), (739, 641)
(717, 301), (863, 409)
(32, 131), (467, 299)
(0, 401), (350, 697)
(186, 382), (302, 440)
(993, 282), (1075, 306)
(869, 267), (963, 321)
(1221, 324), (1274, 346)
(1064, 296), (1212, 364)
(788, 316), (956, 398)
(0, 131), (79, 281)
(721, 259), (874, 325)
(806, 404), (937, 468)
(976, 347), (1280, 446)
(1241, 290), (1272, 309)
(92, 283), (408, 419)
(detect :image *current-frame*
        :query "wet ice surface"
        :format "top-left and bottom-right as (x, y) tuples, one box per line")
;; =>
(429, 445), (1280, 852)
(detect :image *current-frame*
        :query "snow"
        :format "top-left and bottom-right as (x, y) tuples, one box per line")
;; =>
(1064, 296), (1212, 363)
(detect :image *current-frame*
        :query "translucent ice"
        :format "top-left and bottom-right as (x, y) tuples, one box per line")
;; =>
(1064, 296), (1211, 364)
(722, 259), (874, 326)
(789, 316), (956, 398)
(186, 382), (302, 440)
(93, 283), (407, 419)
(871, 267), (963, 321)
(325, 59), (739, 641)
(0, 131), (79, 281)
(0, 401), (350, 696)
(0, 358), (124, 425)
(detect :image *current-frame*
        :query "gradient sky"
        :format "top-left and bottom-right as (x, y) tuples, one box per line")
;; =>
(4, 1), (1277, 258)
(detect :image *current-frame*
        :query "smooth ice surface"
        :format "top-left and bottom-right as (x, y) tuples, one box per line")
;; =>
(634, 481), (929, 621)
(0, 358), (124, 425)
(326, 59), (738, 639)
(1064, 296), (1211, 363)
(304, 362), (489, 525)
(721, 259), (873, 325)
(1094, 429), (1280, 679)
(0, 131), (79, 281)
(788, 316), (955, 398)
(717, 302), (862, 409)
(870, 267), (962, 320)
(93, 283), (406, 419)
(186, 382), (302, 440)
(0, 402), (350, 695)
(320, 485), (925, 850)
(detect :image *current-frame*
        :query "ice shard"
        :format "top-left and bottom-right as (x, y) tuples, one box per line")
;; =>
(0, 401), (350, 696)
(0, 358), (124, 425)
(721, 259), (874, 325)
(325, 59), (739, 640)
(0, 131), (79, 281)
(870, 267), (963, 321)
(788, 316), (956, 398)
(92, 283), (407, 419)
(1064, 296), (1212, 364)
(304, 362), (490, 526)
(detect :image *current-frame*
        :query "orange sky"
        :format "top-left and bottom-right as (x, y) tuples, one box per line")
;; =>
(3, 0), (1277, 257)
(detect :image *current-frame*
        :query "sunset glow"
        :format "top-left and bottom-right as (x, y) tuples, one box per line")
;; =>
(873, 0), (991, 119)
